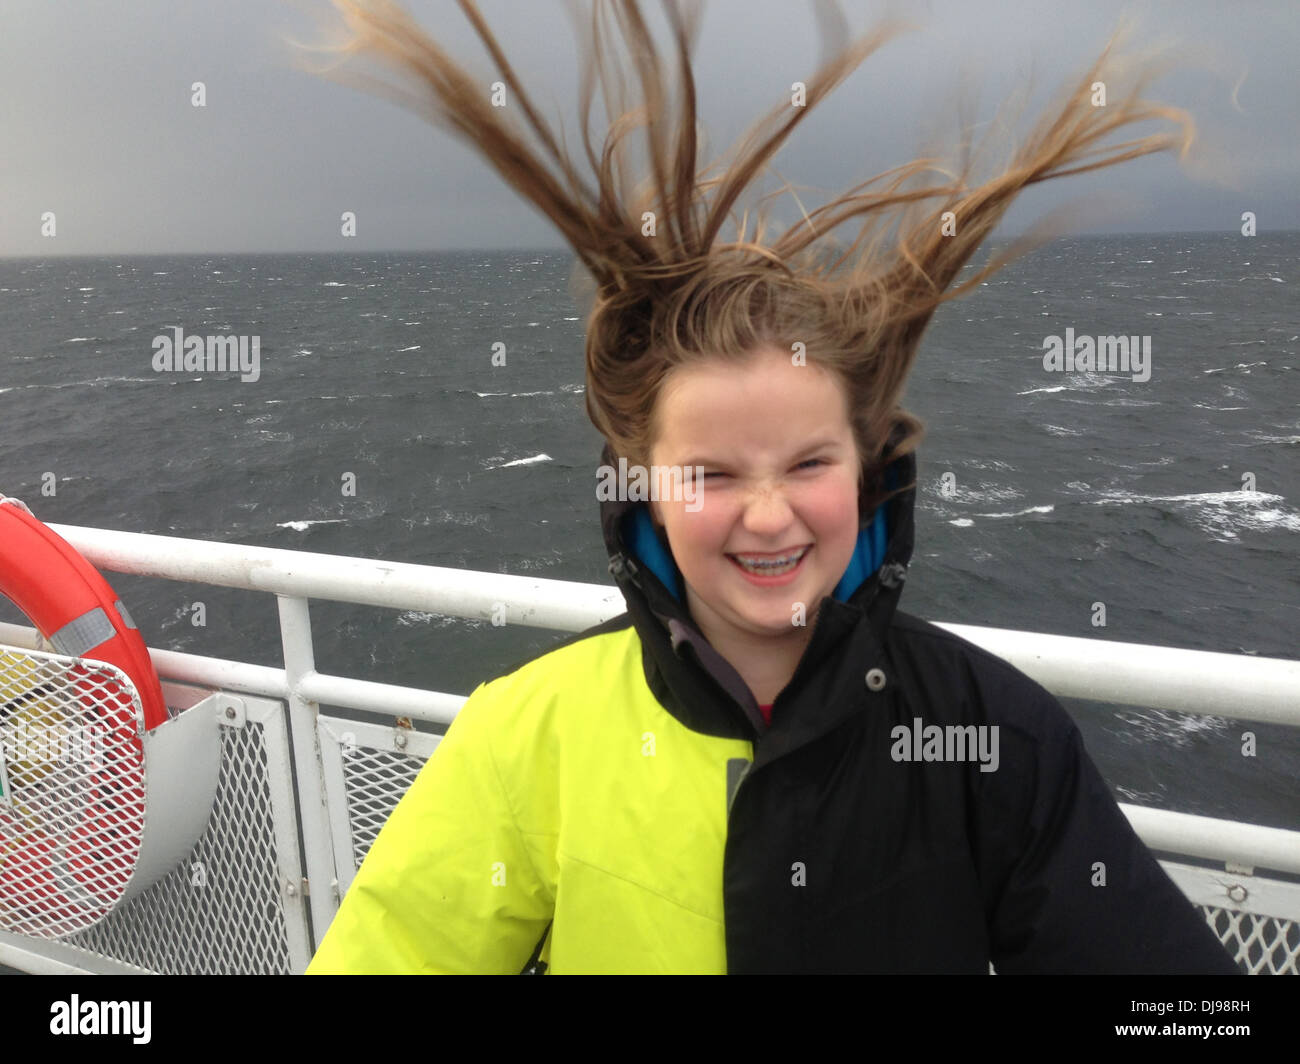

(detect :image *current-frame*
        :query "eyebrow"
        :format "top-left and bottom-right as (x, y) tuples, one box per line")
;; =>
(679, 437), (844, 466)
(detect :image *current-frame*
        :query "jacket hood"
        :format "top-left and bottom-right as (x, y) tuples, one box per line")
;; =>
(598, 437), (917, 742)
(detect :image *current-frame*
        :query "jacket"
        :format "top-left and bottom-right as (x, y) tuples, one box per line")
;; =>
(305, 443), (1240, 974)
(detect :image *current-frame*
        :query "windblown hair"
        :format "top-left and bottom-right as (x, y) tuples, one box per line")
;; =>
(300, 0), (1195, 520)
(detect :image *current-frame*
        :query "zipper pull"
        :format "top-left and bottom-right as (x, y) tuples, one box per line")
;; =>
(878, 562), (907, 589)
(608, 551), (640, 585)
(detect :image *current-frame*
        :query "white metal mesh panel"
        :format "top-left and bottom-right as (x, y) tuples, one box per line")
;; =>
(0, 672), (313, 975)
(1200, 905), (1299, 975)
(64, 716), (296, 973)
(318, 716), (439, 894)
(1161, 861), (1300, 975)
(0, 647), (146, 938)
(343, 747), (427, 864)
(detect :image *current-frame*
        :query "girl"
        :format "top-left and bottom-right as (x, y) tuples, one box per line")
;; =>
(302, 0), (1239, 973)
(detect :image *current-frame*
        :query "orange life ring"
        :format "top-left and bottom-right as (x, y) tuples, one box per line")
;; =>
(0, 499), (167, 934)
(0, 500), (166, 729)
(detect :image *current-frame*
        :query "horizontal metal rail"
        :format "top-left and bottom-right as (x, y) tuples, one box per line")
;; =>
(936, 622), (1300, 728)
(46, 523), (625, 632)
(1124, 806), (1300, 877)
(0, 622), (468, 724)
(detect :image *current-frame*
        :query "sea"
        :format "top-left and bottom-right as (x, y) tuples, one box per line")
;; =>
(0, 233), (1297, 840)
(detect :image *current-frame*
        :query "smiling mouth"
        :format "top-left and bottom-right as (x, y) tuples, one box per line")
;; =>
(726, 545), (811, 575)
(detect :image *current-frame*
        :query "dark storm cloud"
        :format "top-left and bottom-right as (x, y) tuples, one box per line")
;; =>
(1, 0), (1295, 256)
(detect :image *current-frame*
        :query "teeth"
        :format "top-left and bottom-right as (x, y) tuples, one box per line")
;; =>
(732, 547), (807, 574)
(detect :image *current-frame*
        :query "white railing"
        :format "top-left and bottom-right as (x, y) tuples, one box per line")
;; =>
(1, 523), (1298, 973)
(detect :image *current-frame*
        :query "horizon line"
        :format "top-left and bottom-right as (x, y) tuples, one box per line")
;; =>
(3, 228), (1296, 261)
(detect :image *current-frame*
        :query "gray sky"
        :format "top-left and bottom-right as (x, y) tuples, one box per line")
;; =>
(2, 0), (1296, 256)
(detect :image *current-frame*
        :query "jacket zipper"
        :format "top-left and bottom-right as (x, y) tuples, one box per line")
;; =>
(727, 757), (754, 819)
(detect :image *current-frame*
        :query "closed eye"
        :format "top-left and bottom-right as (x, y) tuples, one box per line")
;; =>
(701, 459), (825, 479)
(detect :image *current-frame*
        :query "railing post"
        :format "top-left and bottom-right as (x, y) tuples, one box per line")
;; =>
(277, 594), (340, 956)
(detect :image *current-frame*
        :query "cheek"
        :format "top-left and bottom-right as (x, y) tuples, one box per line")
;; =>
(807, 477), (861, 529)
(666, 507), (731, 560)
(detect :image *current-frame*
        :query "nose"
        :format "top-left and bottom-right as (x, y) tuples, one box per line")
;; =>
(740, 483), (796, 537)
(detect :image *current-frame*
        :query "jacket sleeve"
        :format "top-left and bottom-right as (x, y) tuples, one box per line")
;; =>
(305, 681), (554, 974)
(981, 684), (1241, 974)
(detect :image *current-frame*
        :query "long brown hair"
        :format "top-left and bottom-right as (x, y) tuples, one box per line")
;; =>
(297, 0), (1195, 519)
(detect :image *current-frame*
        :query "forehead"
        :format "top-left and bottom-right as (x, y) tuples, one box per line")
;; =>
(652, 349), (852, 455)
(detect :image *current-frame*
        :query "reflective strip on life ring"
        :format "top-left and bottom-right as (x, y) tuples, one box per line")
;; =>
(48, 607), (116, 659)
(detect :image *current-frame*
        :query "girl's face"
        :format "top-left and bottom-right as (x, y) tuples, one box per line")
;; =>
(647, 345), (861, 642)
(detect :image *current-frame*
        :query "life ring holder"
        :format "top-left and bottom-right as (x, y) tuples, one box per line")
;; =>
(0, 497), (219, 938)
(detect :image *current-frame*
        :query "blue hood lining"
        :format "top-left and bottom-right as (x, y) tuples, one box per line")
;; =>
(623, 467), (893, 605)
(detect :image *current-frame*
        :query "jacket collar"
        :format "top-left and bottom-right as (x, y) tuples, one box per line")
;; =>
(600, 438), (916, 752)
